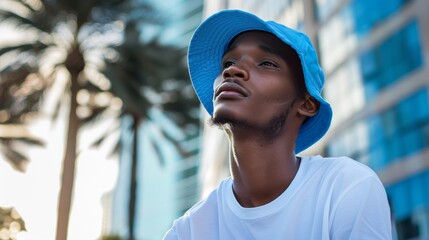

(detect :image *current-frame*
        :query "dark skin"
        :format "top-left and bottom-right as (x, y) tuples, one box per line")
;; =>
(212, 31), (319, 208)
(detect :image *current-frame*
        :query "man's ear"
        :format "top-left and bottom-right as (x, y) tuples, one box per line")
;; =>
(297, 93), (319, 117)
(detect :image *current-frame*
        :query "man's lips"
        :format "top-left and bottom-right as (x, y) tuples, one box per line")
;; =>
(214, 82), (249, 99)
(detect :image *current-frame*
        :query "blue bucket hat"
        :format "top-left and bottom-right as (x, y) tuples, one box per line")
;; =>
(188, 9), (332, 153)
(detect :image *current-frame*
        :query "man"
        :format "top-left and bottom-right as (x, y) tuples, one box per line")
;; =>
(164, 9), (392, 240)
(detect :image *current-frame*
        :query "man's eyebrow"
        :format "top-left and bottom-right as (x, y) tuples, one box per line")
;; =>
(258, 44), (278, 55)
(223, 43), (281, 58)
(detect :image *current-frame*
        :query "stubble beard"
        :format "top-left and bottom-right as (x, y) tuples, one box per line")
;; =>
(209, 108), (290, 143)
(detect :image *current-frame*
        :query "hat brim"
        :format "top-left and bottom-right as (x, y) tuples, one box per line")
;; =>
(188, 10), (332, 153)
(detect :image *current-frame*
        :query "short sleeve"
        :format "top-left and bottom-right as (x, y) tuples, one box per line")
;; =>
(330, 177), (392, 240)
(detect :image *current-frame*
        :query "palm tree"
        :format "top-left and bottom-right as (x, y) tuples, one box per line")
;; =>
(0, 0), (198, 239)
(102, 20), (199, 239)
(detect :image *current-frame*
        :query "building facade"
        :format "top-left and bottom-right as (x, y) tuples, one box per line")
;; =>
(200, 0), (429, 239)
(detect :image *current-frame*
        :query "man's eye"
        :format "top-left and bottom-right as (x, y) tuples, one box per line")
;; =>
(223, 61), (234, 69)
(260, 61), (277, 67)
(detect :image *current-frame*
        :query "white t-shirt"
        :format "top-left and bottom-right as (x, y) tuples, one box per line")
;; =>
(163, 156), (392, 240)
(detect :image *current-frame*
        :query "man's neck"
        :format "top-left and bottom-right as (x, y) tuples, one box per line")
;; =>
(227, 130), (300, 208)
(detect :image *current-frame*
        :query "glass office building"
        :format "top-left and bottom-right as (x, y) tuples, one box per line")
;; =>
(201, 0), (429, 239)
(317, 0), (429, 239)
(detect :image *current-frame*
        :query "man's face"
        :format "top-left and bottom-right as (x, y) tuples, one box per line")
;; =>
(212, 31), (301, 135)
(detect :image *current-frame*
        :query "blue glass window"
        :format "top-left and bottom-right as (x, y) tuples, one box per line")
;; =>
(314, 0), (409, 24)
(386, 170), (429, 221)
(351, 0), (410, 36)
(387, 137), (402, 162)
(409, 173), (426, 209)
(327, 89), (429, 168)
(359, 20), (423, 101)
(423, 124), (429, 146)
(382, 109), (398, 139)
(367, 115), (384, 145)
(400, 129), (424, 157)
(387, 180), (411, 220)
(368, 144), (387, 171)
(397, 93), (417, 129)
(413, 90), (429, 124)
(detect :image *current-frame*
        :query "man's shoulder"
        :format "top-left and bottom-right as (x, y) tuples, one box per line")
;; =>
(165, 179), (230, 240)
(173, 177), (230, 225)
(300, 155), (386, 207)
(304, 155), (381, 185)
(308, 155), (376, 174)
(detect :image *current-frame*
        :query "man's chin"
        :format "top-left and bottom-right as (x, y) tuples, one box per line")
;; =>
(208, 112), (243, 128)
(209, 108), (289, 141)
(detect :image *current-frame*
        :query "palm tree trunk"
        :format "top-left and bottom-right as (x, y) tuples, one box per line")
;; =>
(56, 75), (79, 240)
(129, 113), (140, 240)
(56, 46), (84, 240)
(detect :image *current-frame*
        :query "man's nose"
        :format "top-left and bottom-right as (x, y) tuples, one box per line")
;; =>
(222, 65), (249, 81)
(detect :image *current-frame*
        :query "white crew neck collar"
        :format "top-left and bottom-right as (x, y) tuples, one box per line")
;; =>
(224, 155), (318, 219)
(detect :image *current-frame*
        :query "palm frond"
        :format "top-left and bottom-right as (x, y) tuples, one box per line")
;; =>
(107, 140), (121, 159)
(86, 122), (120, 149)
(148, 135), (165, 166)
(0, 65), (34, 112)
(0, 137), (45, 146)
(0, 42), (47, 57)
(0, 141), (29, 172)
(49, 97), (62, 125)
(14, 0), (38, 12)
(0, 71), (46, 123)
(0, 9), (45, 33)
(80, 106), (109, 124)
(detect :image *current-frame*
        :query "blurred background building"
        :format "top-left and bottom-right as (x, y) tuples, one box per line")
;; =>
(198, 0), (429, 240)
